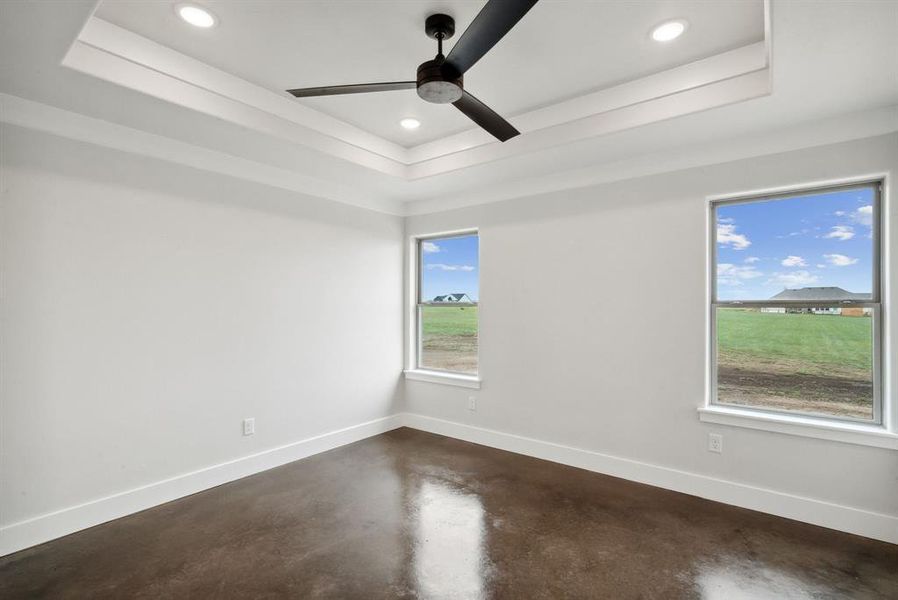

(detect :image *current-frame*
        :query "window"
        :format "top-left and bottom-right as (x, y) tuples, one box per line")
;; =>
(415, 232), (479, 376)
(710, 182), (881, 423)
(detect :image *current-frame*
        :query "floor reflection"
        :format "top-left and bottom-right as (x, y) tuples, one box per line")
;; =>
(695, 560), (824, 600)
(412, 479), (491, 599)
(3, 429), (894, 598)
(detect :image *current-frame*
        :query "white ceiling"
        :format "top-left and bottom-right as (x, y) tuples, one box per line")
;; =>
(95, 0), (765, 145)
(1, 1), (896, 215)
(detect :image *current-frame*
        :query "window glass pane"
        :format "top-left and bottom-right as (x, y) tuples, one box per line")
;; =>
(716, 306), (874, 420)
(419, 233), (479, 375)
(420, 305), (478, 374)
(716, 187), (875, 301)
(420, 234), (479, 303)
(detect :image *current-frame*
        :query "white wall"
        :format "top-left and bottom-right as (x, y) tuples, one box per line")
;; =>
(404, 134), (898, 522)
(0, 125), (403, 531)
(3, 123), (896, 551)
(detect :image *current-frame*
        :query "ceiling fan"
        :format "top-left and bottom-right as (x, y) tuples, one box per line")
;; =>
(286, 0), (539, 142)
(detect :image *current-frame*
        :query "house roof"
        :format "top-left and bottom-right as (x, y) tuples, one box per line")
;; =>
(432, 293), (471, 302)
(769, 287), (872, 301)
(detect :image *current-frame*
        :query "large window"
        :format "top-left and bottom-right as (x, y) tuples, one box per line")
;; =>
(711, 182), (881, 423)
(415, 232), (479, 375)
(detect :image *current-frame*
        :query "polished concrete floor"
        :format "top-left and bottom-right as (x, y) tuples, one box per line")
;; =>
(1, 428), (896, 599)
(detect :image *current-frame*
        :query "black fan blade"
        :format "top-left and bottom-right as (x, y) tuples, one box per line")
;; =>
(453, 91), (519, 142)
(445, 0), (539, 76)
(287, 81), (416, 98)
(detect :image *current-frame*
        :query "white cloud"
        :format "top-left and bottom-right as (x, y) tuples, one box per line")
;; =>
(781, 255), (807, 267)
(767, 270), (819, 287)
(824, 225), (855, 241)
(426, 263), (475, 272)
(834, 210), (846, 217)
(744, 256), (760, 264)
(823, 253), (858, 267)
(717, 263), (763, 286)
(777, 229), (809, 239)
(422, 241), (440, 253)
(853, 205), (873, 227)
(717, 223), (751, 250)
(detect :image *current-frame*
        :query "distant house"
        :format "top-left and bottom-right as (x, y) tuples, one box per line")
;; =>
(432, 293), (474, 303)
(762, 287), (872, 316)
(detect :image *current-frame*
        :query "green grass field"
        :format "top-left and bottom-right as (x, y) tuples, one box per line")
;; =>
(716, 308), (873, 418)
(420, 305), (478, 373)
(421, 306), (872, 372)
(421, 305), (478, 336)
(717, 308), (872, 372)
(418, 305), (873, 415)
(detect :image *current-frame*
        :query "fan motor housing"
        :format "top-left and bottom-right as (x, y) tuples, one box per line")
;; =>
(417, 60), (463, 104)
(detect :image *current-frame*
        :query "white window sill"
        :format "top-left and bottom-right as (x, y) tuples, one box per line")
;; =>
(404, 369), (481, 389)
(698, 406), (898, 450)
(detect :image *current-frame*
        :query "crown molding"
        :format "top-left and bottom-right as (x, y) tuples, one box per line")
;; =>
(75, 18), (409, 164)
(0, 93), (404, 215)
(62, 38), (408, 179)
(401, 105), (898, 216)
(406, 68), (769, 180)
(5, 92), (893, 219)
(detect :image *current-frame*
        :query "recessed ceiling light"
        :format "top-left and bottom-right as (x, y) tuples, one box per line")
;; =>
(400, 118), (421, 130)
(651, 19), (687, 42)
(176, 4), (218, 28)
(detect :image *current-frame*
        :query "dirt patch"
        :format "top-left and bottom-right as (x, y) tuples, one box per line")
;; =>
(718, 352), (873, 419)
(420, 334), (478, 374)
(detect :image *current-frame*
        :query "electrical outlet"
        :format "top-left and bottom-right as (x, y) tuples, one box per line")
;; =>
(243, 418), (255, 436)
(708, 433), (722, 454)
(468, 396), (477, 411)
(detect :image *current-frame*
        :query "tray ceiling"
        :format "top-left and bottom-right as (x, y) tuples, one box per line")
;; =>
(95, 1), (765, 146)
(2, 0), (896, 215)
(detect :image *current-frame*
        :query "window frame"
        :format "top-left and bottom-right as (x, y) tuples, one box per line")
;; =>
(708, 180), (884, 426)
(410, 229), (480, 381)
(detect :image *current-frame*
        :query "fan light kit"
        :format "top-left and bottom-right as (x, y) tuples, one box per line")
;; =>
(651, 19), (687, 42)
(176, 4), (217, 28)
(399, 118), (421, 130)
(287, 0), (540, 142)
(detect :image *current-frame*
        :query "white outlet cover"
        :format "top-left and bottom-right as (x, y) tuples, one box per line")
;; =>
(243, 418), (255, 436)
(468, 396), (476, 411)
(708, 433), (722, 453)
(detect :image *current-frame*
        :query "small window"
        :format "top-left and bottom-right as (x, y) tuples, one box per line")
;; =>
(416, 232), (479, 375)
(711, 182), (881, 423)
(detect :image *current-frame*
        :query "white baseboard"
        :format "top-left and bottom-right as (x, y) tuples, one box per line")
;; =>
(0, 414), (404, 557)
(4, 412), (895, 557)
(402, 413), (898, 545)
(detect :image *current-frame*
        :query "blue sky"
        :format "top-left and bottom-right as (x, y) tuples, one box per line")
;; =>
(716, 187), (874, 300)
(421, 234), (479, 301)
